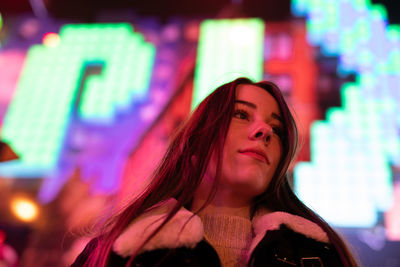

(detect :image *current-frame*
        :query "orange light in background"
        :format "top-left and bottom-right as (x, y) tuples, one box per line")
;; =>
(43, 32), (60, 47)
(10, 197), (39, 222)
(264, 22), (318, 163)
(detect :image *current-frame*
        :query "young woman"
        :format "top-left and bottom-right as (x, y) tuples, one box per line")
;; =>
(71, 78), (359, 267)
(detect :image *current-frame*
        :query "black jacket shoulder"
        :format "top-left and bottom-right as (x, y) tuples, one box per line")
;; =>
(70, 238), (221, 267)
(249, 225), (342, 267)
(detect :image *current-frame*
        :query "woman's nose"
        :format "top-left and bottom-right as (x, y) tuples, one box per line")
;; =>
(249, 122), (273, 144)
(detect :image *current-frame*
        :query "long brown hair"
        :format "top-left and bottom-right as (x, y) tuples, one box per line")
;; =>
(85, 77), (358, 266)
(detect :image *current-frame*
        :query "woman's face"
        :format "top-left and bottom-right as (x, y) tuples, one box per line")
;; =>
(206, 84), (284, 200)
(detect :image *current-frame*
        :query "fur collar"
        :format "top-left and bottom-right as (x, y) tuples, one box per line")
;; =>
(248, 209), (329, 256)
(113, 199), (329, 258)
(113, 199), (203, 257)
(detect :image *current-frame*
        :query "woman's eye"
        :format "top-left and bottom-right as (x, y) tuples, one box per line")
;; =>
(272, 126), (283, 138)
(233, 109), (249, 120)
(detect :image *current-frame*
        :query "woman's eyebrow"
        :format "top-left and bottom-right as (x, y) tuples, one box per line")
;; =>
(235, 100), (283, 124)
(235, 100), (257, 109)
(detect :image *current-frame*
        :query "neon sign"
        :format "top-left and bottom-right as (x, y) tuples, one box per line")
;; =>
(0, 23), (155, 178)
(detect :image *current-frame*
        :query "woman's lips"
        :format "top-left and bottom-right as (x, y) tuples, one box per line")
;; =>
(239, 149), (269, 164)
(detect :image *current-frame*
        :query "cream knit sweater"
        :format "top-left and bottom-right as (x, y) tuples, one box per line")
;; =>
(199, 213), (253, 267)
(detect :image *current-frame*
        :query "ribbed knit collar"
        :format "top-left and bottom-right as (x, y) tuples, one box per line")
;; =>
(199, 212), (252, 249)
(199, 213), (252, 266)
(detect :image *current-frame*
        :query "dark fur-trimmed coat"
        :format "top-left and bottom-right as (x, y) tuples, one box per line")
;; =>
(71, 199), (342, 266)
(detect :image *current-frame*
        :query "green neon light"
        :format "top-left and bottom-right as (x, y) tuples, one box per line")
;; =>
(295, 82), (395, 227)
(387, 25), (400, 41)
(0, 13), (2, 48)
(193, 18), (265, 109)
(0, 23), (155, 177)
(370, 4), (388, 21)
(292, 0), (400, 228)
(306, 0), (340, 41)
(353, 0), (370, 9)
